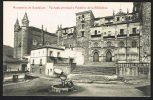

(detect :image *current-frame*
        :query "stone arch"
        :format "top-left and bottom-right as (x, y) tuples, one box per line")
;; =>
(105, 41), (112, 47)
(119, 41), (124, 48)
(94, 42), (98, 47)
(132, 40), (137, 47)
(92, 49), (100, 56)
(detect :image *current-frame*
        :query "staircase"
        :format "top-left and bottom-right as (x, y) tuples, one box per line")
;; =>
(71, 66), (116, 75)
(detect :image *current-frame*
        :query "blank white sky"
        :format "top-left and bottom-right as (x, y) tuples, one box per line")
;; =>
(3, 1), (133, 47)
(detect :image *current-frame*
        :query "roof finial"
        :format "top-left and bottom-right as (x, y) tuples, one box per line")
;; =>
(127, 8), (129, 14)
(113, 9), (115, 16)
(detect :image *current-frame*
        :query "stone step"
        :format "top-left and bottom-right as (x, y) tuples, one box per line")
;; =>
(71, 66), (116, 75)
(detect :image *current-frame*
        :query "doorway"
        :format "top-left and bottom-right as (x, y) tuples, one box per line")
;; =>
(93, 52), (99, 62)
(22, 64), (27, 71)
(106, 51), (112, 62)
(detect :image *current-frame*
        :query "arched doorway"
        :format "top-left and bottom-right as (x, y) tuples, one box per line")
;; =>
(93, 52), (99, 62)
(106, 51), (112, 62)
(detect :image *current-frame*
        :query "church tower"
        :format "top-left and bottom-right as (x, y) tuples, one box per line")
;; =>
(13, 17), (20, 58)
(21, 12), (29, 58)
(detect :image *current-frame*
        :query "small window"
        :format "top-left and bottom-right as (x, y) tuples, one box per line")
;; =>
(95, 30), (97, 35)
(81, 31), (84, 37)
(82, 24), (84, 29)
(50, 51), (52, 56)
(119, 41), (124, 48)
(40, 59), (42, 64)
(43, 51), (44, 55)
(19, 42), (21, 47)
(98, 31), (100, 33)
(120, 29), (124, 35)
(107, 41), (111, 47)
(82, 15), (84, 18)
(46, 42), (49, 45)
(57, 52), (60, 57)
(32, 59), (34, 64)
(132, 40), (137, 47)
(39, 52), (40, 55)
(129, 16), (131, 20)
(117, 17), (120, 21)
(33, 40), (37, 45)
(79, 16), (80, 20)
(132, 28), (136, 34)
(104, 32), (106, 35)
(50, 69), (52, 72)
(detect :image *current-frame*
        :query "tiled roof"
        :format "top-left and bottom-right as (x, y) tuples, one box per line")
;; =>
(3, 55), (28, 63)
(29, 26), (57, 36)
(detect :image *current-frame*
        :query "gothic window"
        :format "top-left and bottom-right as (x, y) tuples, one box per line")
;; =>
(132, 28), (136, 34)
(94, 42), (98, 47)
(81, 31), (84, 37)
(119, 41), (124, 48)
(120, 29), (124, 35)
(107, 41), (111, 47)
(33, 40), (37, 45)
(132, 40), (137, 47)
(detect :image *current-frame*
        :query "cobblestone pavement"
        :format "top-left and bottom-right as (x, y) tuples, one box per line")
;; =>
(3, 77), (149, 97)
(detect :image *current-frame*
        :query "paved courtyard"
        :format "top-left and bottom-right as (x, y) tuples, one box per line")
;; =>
(3, 77), (150, 97)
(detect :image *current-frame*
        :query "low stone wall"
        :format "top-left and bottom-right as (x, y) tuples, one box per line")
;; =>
(3, 71), (28, 82)
(116, 63), (150, 79)
(53, 63), (76, 75)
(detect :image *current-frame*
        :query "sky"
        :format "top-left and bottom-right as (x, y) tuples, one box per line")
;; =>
(3, 1), (133, 47)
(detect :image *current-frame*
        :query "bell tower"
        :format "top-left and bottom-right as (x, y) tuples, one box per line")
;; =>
(21, 12), (29, 58)
(13, 17), (21, 58)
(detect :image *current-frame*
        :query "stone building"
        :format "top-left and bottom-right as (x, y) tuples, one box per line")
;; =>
(13, 12), (57, 59)
(56, 3), (146, 65)
(30, 45), (76, 75)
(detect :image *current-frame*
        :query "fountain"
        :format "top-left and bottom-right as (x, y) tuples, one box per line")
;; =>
(50, 69), (75, 93)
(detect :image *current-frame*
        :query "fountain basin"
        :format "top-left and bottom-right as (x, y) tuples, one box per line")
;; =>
(51, 84), (74, 93)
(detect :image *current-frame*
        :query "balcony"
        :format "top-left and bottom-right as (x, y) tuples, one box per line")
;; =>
(129, 33), (140, 36)
(91, 34), (101, 37)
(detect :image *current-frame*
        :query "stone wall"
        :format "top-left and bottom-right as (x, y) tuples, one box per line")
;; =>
(141, 2), (151, 62)
(53, 63), (71, 75)
(30, 64), (46, 75)
(53, 63), (76, 75)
